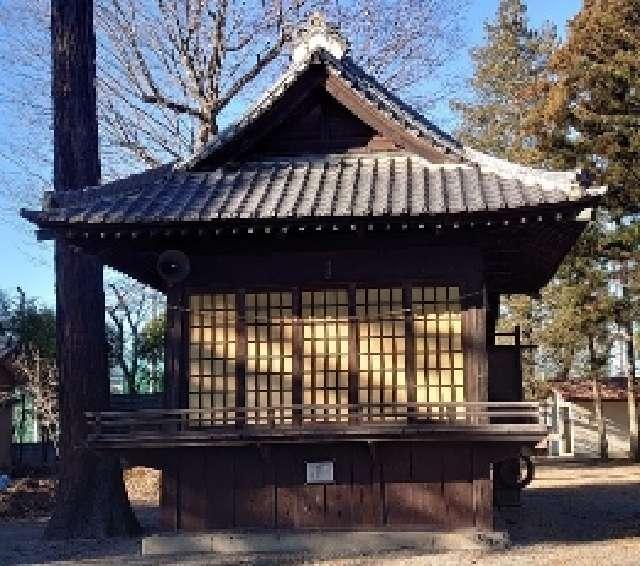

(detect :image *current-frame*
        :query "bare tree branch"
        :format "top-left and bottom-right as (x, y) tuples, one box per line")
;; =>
(1, 0), (469, 205)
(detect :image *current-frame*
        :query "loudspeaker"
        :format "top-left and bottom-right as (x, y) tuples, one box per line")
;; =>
(156, 250), (191, 284)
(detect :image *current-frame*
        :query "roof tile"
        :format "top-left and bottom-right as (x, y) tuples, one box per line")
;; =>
(26, 153), (591, 227)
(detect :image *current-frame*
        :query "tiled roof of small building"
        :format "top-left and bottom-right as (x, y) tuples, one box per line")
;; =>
(22, 24), (602, 231)
(552, 378), (640, 401)
(24, 153), (592, 227)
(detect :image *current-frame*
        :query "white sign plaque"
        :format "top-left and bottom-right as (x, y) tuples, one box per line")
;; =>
(306, 461), (334, 484)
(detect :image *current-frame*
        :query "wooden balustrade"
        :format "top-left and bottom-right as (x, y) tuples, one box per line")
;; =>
(86, 401), (547, 448)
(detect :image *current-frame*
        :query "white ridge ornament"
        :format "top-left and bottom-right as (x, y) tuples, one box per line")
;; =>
(292, 11), (348, 64)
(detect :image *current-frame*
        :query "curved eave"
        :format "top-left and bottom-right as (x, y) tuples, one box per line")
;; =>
(21, 194), (599, 237)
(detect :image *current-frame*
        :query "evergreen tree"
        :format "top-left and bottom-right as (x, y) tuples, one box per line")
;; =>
(526, 0), (640, 211)
(453, 0), (557, 163)
(454, 0), (560, 397)
(455, 0), (619, 442)
(541, 220), (614, 457)
(526, 0), (640, 459)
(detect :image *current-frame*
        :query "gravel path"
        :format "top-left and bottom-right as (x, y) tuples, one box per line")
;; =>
(1, 462), (640, 566)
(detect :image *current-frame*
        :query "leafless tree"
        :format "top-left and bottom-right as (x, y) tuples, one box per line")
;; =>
(96, 0), (467, 172)
(0, 0), (468, 344)
(0, 1), (52, 224)
(5, 348), (58, 444)
(105, 275), (165, 394)
(1, 0), (467, 193)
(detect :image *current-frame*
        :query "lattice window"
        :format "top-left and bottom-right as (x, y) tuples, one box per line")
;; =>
(356, 288), (406, 420)
(302, 290), (350, 423)
(188, 294), (236, 425)
(246, 292), (294, 424)
(412, 286), (464, 414)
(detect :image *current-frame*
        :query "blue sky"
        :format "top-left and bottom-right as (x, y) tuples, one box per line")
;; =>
(0, 0), (582, 307)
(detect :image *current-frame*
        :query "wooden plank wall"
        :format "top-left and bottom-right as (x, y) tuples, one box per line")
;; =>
(462, 286), (488, 404)
(160, 442), (499, 531)
(164, 288), (185, 409)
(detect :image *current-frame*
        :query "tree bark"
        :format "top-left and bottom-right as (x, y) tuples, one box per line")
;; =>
(47, 0), (139, 538)
(589, 337), (607, 460)
(592, 377), (607, 460)
(625, 321), (639, 461)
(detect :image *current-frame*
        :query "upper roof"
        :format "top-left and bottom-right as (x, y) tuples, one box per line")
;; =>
(22, 13), (600, 232)
(184, 46), (462, 170)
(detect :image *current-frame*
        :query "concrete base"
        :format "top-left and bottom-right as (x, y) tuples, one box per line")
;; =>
(142, 530), (509, 557)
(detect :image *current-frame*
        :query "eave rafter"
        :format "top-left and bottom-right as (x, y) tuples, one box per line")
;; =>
(33, 202), (588, 244)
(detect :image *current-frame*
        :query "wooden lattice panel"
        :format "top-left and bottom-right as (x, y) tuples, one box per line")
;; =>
(356, 288), (406, 420)
(245, 292), (294, 424)
(302, 290), (350, 422)
(412, 286), (464, 414)
(188, 294), (236, 424)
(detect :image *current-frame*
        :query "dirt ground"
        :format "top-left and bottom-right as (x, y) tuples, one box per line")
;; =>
(1, 462), (640, 566)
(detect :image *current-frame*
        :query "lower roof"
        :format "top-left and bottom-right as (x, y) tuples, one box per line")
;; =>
(23, 152), (594, 229)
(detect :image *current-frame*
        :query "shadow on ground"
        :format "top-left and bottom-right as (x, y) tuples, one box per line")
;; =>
(497, 481), (640, 546)
(4, 476), (640, 564)
(0, 505), (163, 566)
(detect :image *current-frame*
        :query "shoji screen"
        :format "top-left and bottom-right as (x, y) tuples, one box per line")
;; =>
(412, 286), (464, 413)
(245, 292), (294, 424)
(302, 290), (350, 422)
(356, 287), (406, 420)
(188, 294), (236, 424)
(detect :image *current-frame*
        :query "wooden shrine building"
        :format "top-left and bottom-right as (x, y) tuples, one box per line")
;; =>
(23, 14), (600, 532)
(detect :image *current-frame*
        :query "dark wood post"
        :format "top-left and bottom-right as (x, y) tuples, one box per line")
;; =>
(46, 0), (139, 538)
(347, 285), (359, 424)
(165, 288), (185, 410)
(403, 286), (416, 421)
(292, 288), (303, 426)
(462, 285), (488, 425)
(235, 291), (247, 428)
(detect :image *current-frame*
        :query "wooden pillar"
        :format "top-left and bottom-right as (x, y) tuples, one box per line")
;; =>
(513, 325), (523, 402)
(235, 291), (247, 428)
(165, 287), (186, 410)
(160, 459), (180, 532)
(403, 286), (416, 419)
(486, 292), (499, 346)
(292, 288), (303, 426)
(347, 286), (359, 423)
(462, 285), (488, 406)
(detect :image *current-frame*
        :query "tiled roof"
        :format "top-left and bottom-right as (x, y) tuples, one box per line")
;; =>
(552, 378), (640, 401)
(25, 153), (591, 227)
(183, 48), (462, 169)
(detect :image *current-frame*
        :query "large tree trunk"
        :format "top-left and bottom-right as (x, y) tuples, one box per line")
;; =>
(625, 321), (639, 461)
(47, 0), (139, 538)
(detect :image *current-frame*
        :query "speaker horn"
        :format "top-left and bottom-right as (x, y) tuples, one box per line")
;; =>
(156, 250), (191, 284)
